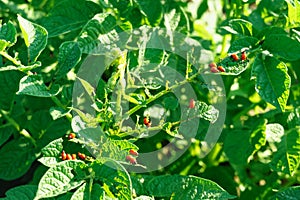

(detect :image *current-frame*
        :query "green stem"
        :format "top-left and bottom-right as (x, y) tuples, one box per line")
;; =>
(0, 51), (22, 66)
(126, 72), (200, 116)
(0, 109), (20, 131)
(50, 96), (72, 121)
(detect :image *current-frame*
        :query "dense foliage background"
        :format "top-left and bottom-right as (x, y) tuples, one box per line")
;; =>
(0, 0), (300, 199)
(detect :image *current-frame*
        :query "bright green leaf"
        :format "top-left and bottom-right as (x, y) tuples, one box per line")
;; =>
(251, 54), (291, 112)
(141, 175), (235, 199)
(35, 160), (85, 199)
(218, 19), (253, 36)
(287, 0), (300, 28)
(17, 15), (48, 63)
(270, 127), (300, 175)
(17, 75), (60, 97)
(38, 138), (64, 167)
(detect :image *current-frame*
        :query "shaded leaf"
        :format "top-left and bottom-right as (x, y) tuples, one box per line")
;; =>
(135, 0), (162, 26)
(0, 70), (24, 111)
(218, 19), (253, 36)
(3, 185), (38, 200)
(0, 138), (38, 180)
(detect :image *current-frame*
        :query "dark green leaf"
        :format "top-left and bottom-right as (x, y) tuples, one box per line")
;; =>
(17, 75), (60, 97)
(17, 15), (48, 63)
(40, 0), (102, 37)
(271, 186), (300, 200)
(3, 185), (38, 200)
(135, 0), (162, 26)
(0, 138), (38, 180)
(224, 120), (266, 165)
(0, 21), (17, 51)
(0, 126), (15, 147)
(251, 54), (291, 111)
(0, 70), (24, 111)
(262, 34), (300, 61)
(57, 41), (81, 78)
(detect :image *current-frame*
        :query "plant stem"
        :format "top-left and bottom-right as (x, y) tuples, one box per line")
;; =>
(126, 71), (200, 116)
(0, 51), (22, 66)
(0, 109), (20, 131)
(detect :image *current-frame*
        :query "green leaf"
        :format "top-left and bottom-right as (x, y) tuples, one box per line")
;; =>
(0, 138), (38, 180)
(137, 175), (235, 199)
(17, 15), (48, 63)
(0, 70), (24, 111)
(0, 21), (17, 51)
(287, 0), (300, 28)
(0, 126), (15, 147)
(40, 0), (102, 37)
(135, 0), (163, 26)
(91, 160), (132, 200)
(228, 36), (259, 53)
(57, 41), (81, 78)
(265, 123), (284, 143)
(3, 185), (38, 200)
(35, 160), (85, 199)
(262, 34), (300, 61)
(218, 19), (253, 36)
(270, 127), (300, 175)
(251, 54), (291, 111)
(17, 74), (60, 97)
(38, 138), (64, 167)
(271, 186), (300, 200)
(49, 107), (70, 120)
(224, 120), (266, 165)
